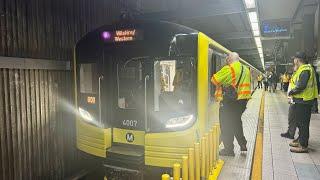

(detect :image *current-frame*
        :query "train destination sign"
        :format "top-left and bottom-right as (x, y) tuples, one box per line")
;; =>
(101, 29), (143, 42)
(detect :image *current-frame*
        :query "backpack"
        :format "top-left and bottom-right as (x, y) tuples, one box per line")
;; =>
(222, 65), (244, 102)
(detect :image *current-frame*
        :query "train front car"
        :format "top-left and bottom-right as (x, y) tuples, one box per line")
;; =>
(74, 21), (201, 179)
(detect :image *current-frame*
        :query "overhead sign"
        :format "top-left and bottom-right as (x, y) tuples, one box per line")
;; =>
(261, 20), (290, 37)
(101, 29), (143, 43)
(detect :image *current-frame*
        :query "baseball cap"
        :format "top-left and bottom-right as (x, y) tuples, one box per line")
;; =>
(293, 51), (307, 60)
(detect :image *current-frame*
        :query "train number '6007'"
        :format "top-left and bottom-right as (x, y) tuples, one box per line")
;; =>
(122, 120), (138, 127)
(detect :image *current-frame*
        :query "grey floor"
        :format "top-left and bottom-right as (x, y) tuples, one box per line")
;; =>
(263, 92), (320, 180)
(219, 89), (263, 180)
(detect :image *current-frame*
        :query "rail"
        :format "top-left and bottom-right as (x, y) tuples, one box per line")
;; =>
(161, 124), (224, 180)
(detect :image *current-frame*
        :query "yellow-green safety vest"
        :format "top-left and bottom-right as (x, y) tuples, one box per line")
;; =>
(291, 64), (318, 101)
(211, 61), (251, 100)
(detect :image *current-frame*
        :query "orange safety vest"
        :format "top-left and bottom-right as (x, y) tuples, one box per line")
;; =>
(211, 61), (251, 101)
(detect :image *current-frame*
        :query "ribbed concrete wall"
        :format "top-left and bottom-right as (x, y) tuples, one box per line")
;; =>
(0, 0), (123, 60)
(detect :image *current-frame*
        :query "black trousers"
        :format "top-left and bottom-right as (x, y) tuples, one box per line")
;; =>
(312, 98), (319, 113)
(287, 104), (297, 136)
(283, 82), (289, 92)
(258, 81), (262, 88)
(219, 100), (248, 150)
(294, 103), (312, 147)
(264, 82), (268, 91)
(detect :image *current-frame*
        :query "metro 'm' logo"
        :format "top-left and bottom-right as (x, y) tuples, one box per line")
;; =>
(126, 133), (134, 143)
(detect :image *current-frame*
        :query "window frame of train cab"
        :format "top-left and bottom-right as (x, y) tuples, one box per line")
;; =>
(151, 56), (197, 132)
(208, 44), (227, 102)
(79, 63), (98, 94)
(116, 59), (144, 110)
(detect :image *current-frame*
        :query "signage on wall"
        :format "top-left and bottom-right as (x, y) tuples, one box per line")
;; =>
(101, 29), (143, 42)
(261, 20), (290, 37)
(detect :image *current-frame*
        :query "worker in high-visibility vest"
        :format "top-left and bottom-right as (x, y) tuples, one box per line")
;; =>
(211, 52), (251, 156)
(281, 67), (298, 140)
(257, 74), (263, 89)
(282, 52), (318, 153)
(282, 72), (290, 92)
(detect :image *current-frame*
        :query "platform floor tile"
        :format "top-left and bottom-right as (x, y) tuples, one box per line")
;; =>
(219, 89), (263, 180)
(262, 91), (320, 180)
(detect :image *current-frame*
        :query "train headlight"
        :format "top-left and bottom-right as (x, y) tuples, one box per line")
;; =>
(78, 107), (94, 122)
(165, 114), (194, 129)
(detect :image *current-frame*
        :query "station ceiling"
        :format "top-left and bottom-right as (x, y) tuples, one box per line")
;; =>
(138, 0), (318, 71)
(1, 0), (318, 72)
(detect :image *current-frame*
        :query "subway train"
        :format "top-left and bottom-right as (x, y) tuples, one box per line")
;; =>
(74, 20), (261, 179)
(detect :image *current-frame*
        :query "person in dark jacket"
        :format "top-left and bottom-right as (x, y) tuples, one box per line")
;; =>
(281, 52), (318, 153)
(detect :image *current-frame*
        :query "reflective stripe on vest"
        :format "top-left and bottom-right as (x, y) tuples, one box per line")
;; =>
(229, 63), (251, 100)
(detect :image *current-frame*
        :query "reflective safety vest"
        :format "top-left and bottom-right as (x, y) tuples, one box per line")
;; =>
(211, 61), (251, 101)
(283, 74), (290, 83)
(257, 75), (263, 81)
(291, 64), (318, 101)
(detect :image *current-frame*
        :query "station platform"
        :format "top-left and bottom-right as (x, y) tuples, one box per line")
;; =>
(218, 89), (320, 180)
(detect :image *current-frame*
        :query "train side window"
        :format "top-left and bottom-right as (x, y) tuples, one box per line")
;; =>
(79, 63), (98, 94)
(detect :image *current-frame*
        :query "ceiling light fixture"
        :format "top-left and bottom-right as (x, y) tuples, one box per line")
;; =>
(248, 12), (258, 23)
(244, 0), (256, 9)
(244, 0), (264, 70)
(253, 30), (260, 36)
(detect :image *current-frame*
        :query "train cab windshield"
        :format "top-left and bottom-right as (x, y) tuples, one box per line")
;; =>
(152, 58), (196, 131)
(115, 56), (196, 132)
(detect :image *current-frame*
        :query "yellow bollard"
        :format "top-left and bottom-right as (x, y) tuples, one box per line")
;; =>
(188, 148), (195, 180)
(201, 137), (206, 179)
(182, 156), (189, 180)
(209, 129), (213, 170)
(215, 125), (220, 162)
(195, 143), (200, 180)
(205, 133), (209, 177)
(173, 163), (181, 180)
(213, 126), (217, 168)
(162, 174), (170, 180)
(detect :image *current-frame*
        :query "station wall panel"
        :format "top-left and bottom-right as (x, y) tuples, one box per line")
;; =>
(0, 68), (92, 180)
(0, 0), (123, 61)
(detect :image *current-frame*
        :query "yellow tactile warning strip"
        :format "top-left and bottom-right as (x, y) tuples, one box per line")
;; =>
(250, 91), (265, 180)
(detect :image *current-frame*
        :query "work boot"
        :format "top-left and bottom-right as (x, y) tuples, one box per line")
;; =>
(290, 146), (308, 153)
(289, 141), (300, 147)
(240, 144), (247, 151)
(280, 132), (294, 139)
(219, 149), (235, 156)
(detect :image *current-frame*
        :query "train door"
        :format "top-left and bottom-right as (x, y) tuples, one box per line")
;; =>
(102, 55), (152, 176)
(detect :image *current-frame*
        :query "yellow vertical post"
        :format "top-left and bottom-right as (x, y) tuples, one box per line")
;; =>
(162, 174), (170, 180)
(205, 133), (209, 177)
(215, 125), (220, 162)
(182, 156), (189, 180)
(173, 163), (181, 180)
(212, 126), (217, 168)
(188, 148), (195, 180)
(209, 129), (213, 170)
(201, 137), (206, 179)
(195, 143), (200, 180)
